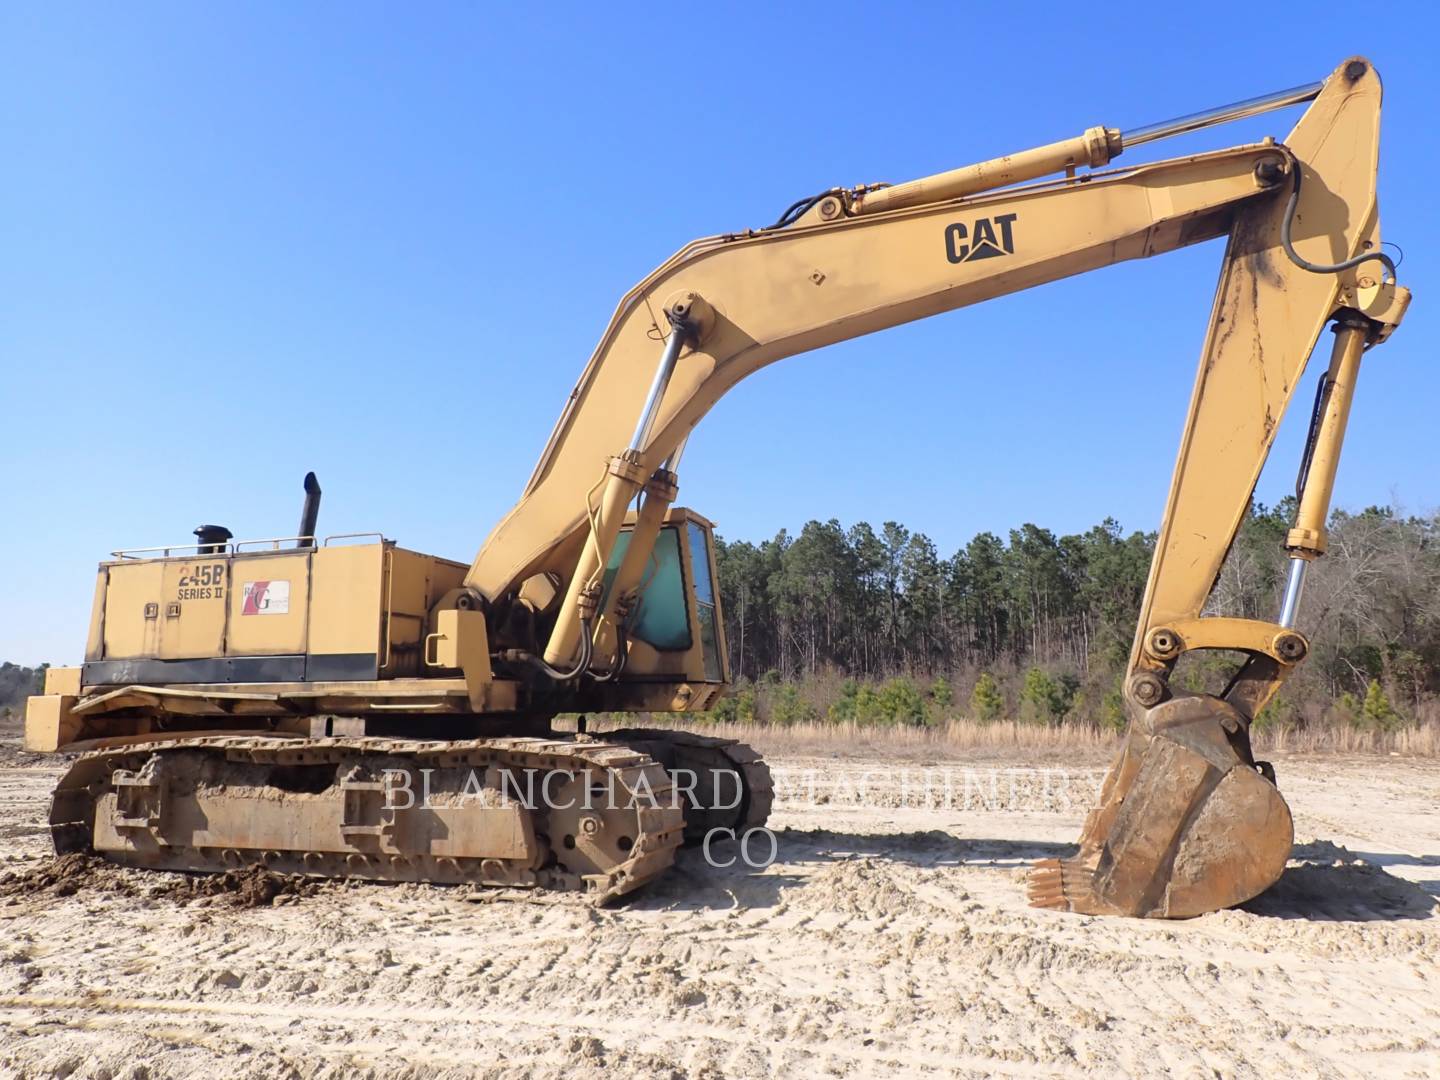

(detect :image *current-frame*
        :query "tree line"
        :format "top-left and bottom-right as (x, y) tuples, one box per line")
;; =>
(0, 662), (46, 722)
(712, 501), (1440, 730)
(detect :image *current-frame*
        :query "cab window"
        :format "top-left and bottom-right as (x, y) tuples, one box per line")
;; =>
(603, 527), (691, 650)
(687, 521), (723, 682)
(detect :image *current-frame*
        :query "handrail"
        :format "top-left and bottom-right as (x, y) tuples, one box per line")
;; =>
(112, 543), (218, 560)
(112, 532), (386, 559)
(323, 532), (388, 546)
(234, 535), (317, 552)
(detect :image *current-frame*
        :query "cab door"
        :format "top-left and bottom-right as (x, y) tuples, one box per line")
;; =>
(682, 519), (726, 683)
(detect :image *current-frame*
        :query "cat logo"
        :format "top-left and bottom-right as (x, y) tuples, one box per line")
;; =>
(944, 213), (1018, 264)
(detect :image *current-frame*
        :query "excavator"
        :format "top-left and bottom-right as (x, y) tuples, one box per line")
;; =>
(26, 57), (1409, 917)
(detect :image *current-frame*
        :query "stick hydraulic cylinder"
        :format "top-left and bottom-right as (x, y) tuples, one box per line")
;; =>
(1278, 314), (1369, 626)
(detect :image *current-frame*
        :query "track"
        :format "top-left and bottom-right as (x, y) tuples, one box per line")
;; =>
(601, 727), (775, 840)
(48, 731), (772, 904)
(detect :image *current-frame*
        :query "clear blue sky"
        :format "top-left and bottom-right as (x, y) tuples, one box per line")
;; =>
(3, 3), (1437, 666)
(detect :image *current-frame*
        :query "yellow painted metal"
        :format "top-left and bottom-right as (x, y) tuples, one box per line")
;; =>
(380, 547), (469, 676)
(227, 553), (310, 655)
(64, 61), (1408, 770)
(427, 608), (493, 709)
(1128, 59), (1392, 664)
(693, 508), (729, 684)
(468, 62), (1404, 709)
(1141, 617), (1305, 667)
(44, 667), (82, 696)
(543, 450), (649, 666)
(91, 781), (538, 862)
(309, 543), (385, 661)
(1355, 279), (1410, 341)
(99, 561), (164, 660)
(23, 694), (81, 752)
(594, 467), (679, 664)
(592, 506), (725, 688)
(157, 559), (228, 659)
(855, 125), (1121, 215)
(1285, 319), (1368, 558)
(87, 542), (466, 674)
(1028, 61), (1406, 917)
(517, 572), (559, 613)
(83, 571), (105, 662)
(40, 59), (1418, 920)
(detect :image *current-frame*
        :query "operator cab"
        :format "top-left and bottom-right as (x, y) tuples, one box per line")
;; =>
(604, 507), (726, 685)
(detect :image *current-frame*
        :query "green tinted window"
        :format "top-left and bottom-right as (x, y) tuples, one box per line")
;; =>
(687, 522), (714, 605)
(696, 602), (721, 682)
(603, 526), (691, 651)
(688, 521), (722, 681)
(601, 531), (632, 604)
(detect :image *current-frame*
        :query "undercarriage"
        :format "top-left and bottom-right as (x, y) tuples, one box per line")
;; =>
(51, 728), (773, 903)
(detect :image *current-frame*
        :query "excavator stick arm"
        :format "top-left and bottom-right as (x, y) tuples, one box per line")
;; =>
(1029, 59), (1410, 918)
(1134, 57), (1392, 652)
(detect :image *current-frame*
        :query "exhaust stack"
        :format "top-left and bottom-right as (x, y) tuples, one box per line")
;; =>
(295, 472), (322, 548)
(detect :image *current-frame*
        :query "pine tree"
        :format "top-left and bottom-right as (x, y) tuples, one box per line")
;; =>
(1019, 668), (1060, 725)
(1361, 680), (1401, 732)
(930, 676), (954, 714)
(969, 673), (1004, 723)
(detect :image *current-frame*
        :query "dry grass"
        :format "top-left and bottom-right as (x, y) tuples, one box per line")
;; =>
(1254, 720), (1440, 756)
(581, 715), (1440, 760)
(578, 716), (1112, 762)
(718, 718), (1116, 759)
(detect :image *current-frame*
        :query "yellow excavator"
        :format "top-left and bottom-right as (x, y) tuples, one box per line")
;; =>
(27, 57), (1409, 916)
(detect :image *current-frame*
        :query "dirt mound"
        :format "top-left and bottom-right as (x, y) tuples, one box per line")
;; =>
(0, 853), (141, 899)
(155, 865), (328, 908)
(0, 855), (327, 908)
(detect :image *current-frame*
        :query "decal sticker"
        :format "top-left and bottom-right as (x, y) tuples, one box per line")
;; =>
(241, 580), (290, 615)
(175, 563), (225, 601)
(944, 212), (1018, 264)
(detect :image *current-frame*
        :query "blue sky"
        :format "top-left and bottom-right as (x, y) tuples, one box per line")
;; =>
(3, 3), (1437, 666)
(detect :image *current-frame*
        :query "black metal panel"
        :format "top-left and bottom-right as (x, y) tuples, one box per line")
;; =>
(85, 658), (242, 685)
(83, 654), (378, 686)
(231, 656), (309, 682)
(306, 653), (379, 681)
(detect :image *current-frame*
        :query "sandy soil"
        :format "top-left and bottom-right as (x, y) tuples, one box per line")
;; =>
(0, 733), (1436, 1079)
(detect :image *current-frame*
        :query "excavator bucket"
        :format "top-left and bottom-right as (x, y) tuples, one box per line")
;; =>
(1028, 694), (1293, 918)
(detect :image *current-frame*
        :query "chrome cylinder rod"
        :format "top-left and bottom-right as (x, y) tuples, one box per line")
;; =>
(1122, 80), (1323, 149)
(630, 327), (687, 452)
(1278, 557), (1309, 629)
(663, 435), (688, 474)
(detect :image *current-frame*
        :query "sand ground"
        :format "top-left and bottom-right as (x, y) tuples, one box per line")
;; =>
(0, 733), (1436, 1079)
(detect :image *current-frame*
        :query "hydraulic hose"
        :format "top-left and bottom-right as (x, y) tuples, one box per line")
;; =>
(589, 624), (629, 683)
(1294, 372), (1334, 502)
(500, 618), (594, 682)
(764, 189), (837, 230)
(1281, 168), (1396, 283)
